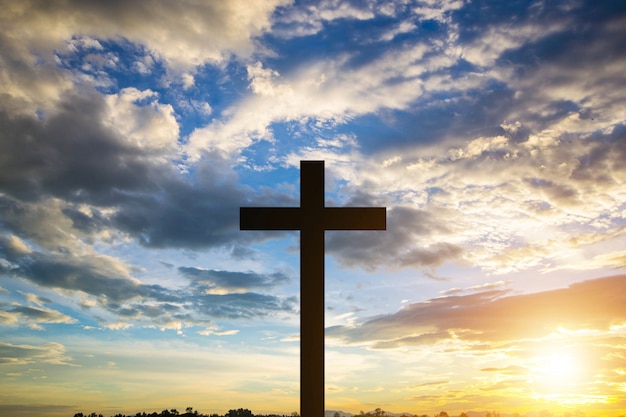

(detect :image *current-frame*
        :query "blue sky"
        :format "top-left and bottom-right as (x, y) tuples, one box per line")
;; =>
(1, 1), (626, 416)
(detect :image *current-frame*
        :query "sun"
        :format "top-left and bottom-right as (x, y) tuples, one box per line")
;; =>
(538, 352), (579, 386)
(531, 345), (588, 397)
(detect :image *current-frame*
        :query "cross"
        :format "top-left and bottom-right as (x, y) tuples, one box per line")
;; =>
(240, 160), (386, 417)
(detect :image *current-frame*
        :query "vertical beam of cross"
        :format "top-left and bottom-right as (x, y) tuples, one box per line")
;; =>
(240, 161), (386, 417)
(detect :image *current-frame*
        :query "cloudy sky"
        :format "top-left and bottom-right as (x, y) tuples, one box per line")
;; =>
(1, 1), (626, 416)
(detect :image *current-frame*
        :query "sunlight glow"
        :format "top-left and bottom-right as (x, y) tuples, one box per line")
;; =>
(530, 346), (597, 407)
(539, 352), (579, 386)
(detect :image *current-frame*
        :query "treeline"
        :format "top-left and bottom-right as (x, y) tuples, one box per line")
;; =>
(72, 409), (434, 417)
(73, 407), (591, 417)
(74, 407), (294, 417)
(73, 408), (416, 417)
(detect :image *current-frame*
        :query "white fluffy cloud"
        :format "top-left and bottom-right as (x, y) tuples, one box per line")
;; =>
(104, 88), (179, 152)
(1, 0), (289, 70)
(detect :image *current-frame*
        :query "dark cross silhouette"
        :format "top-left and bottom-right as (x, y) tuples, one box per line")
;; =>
(240, 160), (386, 417)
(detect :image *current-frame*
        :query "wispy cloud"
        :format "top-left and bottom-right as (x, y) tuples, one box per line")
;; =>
(0, 341), (76, 366)
(0, 305), (76, 330)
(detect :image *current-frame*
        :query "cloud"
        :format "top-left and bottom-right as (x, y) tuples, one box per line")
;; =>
(103, 87), (179, 151)
(326, 206), (461, 270)
(19, 291), (51, 306)
(185, 38), (467, 159)
(0, 90), (177, 203)
(0, 341), (76, 366)
(0, 304), (76, 330)
(440, 280), (511, 296)
(344, 118), (626, 273)
(411, 380), (450, 388)
(473, 2), (626, 131)
(379, 20), (417, 42)
(105, 321), (133, 331)
(272, 0), (379, 38)
(0, 0), (608, 280)
(0, 90), (295, 255)
(480, 365), (527, 376)
(0, 0), (624, 337)
(0, 198), (100, 253)
(206, 0), (540, 160)
(179, 267), (290, 293)
(194, 0), (626, 168)
(40, 87), (620, 279)
(0, 231), (297, 330)
(231, 104), (624, 276)
(326, 275), (626, 348)
(412, 0), (465, 21)
(10, 255), (163, 304)
(191, 292), (297, 320)
(108, 159), (249, 249)
(197, 327), (240, 337)
(185, 0), (626, 164)
(3, 201), (230, 336)
(0, 0), (289, 73)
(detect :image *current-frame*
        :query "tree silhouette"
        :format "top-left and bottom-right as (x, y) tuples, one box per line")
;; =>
(225, 408), (254, 417)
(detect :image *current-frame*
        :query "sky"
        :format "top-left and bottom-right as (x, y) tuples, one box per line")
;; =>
(1, 1), (626, 416)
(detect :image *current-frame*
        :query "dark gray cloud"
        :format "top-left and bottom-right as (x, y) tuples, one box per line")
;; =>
(106, 302), (181, 320)
(522, 177), (579, 206)
(179, 267), (290, 291)
(230, 245), (258, 260)
(0, 250), (163, 304)
(0, 93), (171, 203)
(396, 242), (463, 269)
(109, 162), (244, 249)
(108, 156), (300, 249)
(570, 127), (626, 185)
(101, 290), (296, 328)
(356, 85), (518, 153)
(190, 292), (297, 320)
(326, 206), (460, 270)
(61, 206), (110, 236)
